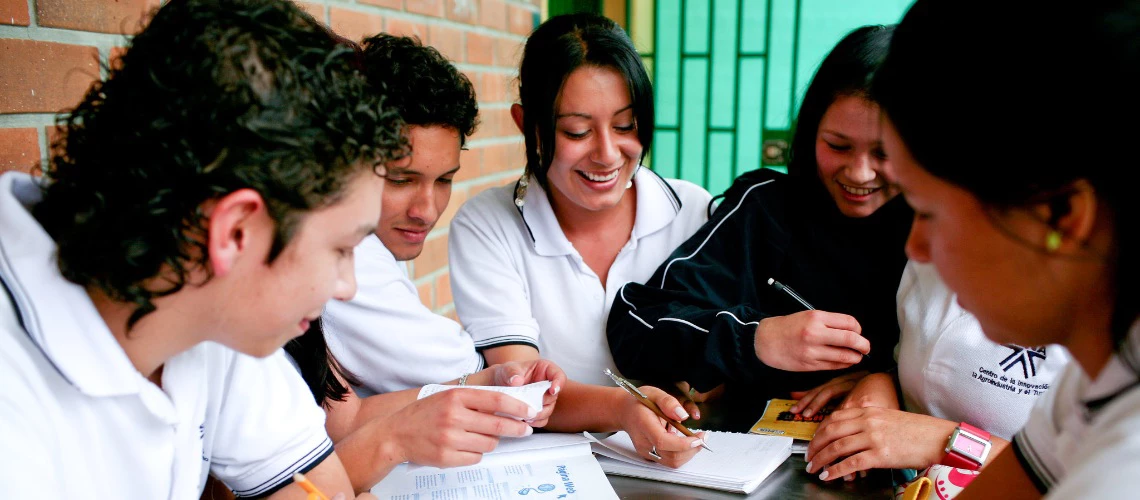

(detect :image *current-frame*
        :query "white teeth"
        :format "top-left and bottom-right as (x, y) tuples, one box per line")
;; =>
(840, 184), (879, 196)
(581, 170), (620, 182)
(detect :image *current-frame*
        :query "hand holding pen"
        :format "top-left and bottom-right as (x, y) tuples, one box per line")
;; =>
(752, 279), (870, 372)
(605, 369), (710, 468)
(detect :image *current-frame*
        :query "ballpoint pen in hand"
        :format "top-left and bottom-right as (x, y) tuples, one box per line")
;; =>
(768, 278), (868, 359)
(604, 369), (714, 453)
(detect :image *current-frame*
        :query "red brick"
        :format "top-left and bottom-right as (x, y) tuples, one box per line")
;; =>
(480, 0), (507, 31)
(386, 18), (428, 42)
(434, 272), (453, 305)
(330, 8), (384, 44)
(36, 0), (157, 35)
(359, 0), (403, 9)
(429, 24), (464, 63)
(481, 72), (511, 103)
(495, 36), (523, 68)
(405, 0), (443, 18)
(443, 308), (459, 322)
(1, 0), (30, 26)
(454, 147), (483, 183)
(296, 2), (327, 24)
(508, 4), (535, 36)
(482, 141), (525, 175)
(0, 128), (40, 174)
(412, 234), (449, 279)
(417, 281), (433, 308)
(466, 32), (494, 66)
(462, 70), (482, 100)
(445, 0), (477, 23)
(0, 40), (99, 114)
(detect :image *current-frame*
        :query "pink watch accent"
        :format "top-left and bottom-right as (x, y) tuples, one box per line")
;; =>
(941, 422), (992, 470)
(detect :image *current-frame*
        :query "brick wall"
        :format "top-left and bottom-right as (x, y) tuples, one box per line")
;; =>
(0, 0), (539, 321)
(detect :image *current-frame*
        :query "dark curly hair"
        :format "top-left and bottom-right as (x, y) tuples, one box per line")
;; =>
(360, 34), (478, 145)
(33, 0), (407, 328)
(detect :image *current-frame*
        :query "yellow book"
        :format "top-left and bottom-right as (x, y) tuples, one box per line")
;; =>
(748, 398), (834, 441)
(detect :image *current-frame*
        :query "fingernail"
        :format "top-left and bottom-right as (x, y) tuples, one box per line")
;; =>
(509, 375), (522, 385)
(790, 405), (799, 412)
(803, 409), (813, 418)
(819, 470), (829, 481)
(552, 385), (561, 395)
(844, 474), (853, 482)
(523, 425), (534, 436)
(674, 407), (690, 420)
(331, 494), (346, 500)
(690, 439), (704, 449)
(528, 407), (539, 418)
(805, 461), (813, 472)
(694, 410), (701, 420)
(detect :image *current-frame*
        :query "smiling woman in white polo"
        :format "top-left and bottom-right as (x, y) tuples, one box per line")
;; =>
(448, 13), (711, 469)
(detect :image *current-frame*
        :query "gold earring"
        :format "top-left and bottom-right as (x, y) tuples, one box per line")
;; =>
(1045, 230), (1062, 252)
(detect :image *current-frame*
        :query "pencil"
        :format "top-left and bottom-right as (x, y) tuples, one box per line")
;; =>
(604, 369), (714, 453)
(292, 472), (330, 500)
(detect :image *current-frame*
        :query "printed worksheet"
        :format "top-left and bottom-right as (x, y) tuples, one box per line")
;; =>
(372, 434), (617, 499)
(417, 381), (551, 418)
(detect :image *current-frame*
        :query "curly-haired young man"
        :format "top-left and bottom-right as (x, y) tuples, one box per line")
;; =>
(0, 1), (404, 498)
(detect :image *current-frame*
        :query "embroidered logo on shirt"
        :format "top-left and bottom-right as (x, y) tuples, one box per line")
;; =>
(1000, 344), (1047, 379)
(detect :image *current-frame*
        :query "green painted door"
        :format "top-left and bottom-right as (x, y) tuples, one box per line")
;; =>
(628, 0), (913, 196)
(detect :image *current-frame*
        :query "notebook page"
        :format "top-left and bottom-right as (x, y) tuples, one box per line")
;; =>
(587, 430), (792, 480)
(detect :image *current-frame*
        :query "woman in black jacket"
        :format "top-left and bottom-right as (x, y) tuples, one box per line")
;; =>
(607, 25), (913, 428)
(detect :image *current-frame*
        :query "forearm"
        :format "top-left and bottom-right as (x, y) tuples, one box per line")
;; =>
(332, 420), (406, 494)
(543, 380), (627, 432)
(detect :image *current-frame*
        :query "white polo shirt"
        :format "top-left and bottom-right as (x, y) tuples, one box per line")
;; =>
(1012, 320), (1140, 497)
(896, 262), (1071, 439)
(448, 170), (711, 386)
(0, 172), (332, 499)
(323, 234), (484, 396)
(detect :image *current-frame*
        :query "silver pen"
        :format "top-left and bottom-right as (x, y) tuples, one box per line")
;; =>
(604, 369), (713, 452)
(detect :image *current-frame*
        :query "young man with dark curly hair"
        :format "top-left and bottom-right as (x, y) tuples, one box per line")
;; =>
(279, 34), (565, 493)
(0, 1), (404, 498)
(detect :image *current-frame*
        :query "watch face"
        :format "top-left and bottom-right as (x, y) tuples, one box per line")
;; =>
(953, 434), (987, 457)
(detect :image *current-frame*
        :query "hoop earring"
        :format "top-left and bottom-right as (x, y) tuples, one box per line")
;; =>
(1045, 230), (1062, 253)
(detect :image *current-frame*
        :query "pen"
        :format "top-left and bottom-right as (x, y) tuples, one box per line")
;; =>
(293, 472), (330, 500)
(604, 369), (714, 453)
(768, 278), (867, 359)
(766, 278), (815, 310)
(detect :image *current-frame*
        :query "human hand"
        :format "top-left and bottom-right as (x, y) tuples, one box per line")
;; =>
(617, 385), (707, 468)
(488, 359), (565, 427)
(384, 388), (536, 468)
(674, 381), (725, 420)
(753, 310), (869, 371)
(804, 407), (957, 481)
(789, 371), (868, 418)
(837, 372), (900, 411)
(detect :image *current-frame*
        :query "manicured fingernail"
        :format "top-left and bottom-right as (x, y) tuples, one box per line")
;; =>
(693, 410), (701, 419)
(528, 407), (539, 418)
(509, 375), (522, 385)
(552, 385), (561, 395)
(803, 409), (813, 417)
(844, 474), (853, 482)
(674, 407), (690, 420)
(523, 425), (534, 436)
(819, 470), (829, 481)
(790, 405), (799, 412)
(805, 461), (813, 472)
(690, 439), (704, 448)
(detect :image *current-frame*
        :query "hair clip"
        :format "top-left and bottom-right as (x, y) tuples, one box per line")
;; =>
(514, 175), (528, 207)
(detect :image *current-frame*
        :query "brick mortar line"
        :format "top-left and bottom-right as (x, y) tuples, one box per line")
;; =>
(0, 25), (128, 48)
(322, 1), (531, 40)
(454, 64), (520, 75)
(465, 136), (524, 148)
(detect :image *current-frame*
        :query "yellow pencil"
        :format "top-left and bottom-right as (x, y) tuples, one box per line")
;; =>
(292, 472), (330, 500)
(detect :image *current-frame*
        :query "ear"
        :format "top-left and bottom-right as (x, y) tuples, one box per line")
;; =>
(205, 189), (267, 277)
(1044, 179), (1099, 250)
(510, 103), (525, 134)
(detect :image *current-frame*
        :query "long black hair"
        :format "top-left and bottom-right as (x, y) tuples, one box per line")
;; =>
(873, 0), (1140, 346)
(517, 13), (654, 189)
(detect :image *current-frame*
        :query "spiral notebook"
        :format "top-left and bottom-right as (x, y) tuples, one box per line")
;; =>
(586, 430), (793, 494)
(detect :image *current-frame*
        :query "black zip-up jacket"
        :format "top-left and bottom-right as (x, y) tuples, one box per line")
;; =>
(607, 167), (912, 421)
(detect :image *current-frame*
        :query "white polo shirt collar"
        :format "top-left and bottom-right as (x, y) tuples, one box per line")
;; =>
(0, 173), (147, 400)
(514, 168), (685, 257)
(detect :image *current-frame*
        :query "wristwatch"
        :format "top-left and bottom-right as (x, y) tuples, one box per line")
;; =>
(941, 422), (992, 470)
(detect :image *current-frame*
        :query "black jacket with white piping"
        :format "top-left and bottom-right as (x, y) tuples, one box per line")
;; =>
(607, 167), (913, 421)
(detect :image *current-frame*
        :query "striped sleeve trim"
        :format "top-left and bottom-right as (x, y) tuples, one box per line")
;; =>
(1012, 431), (1053, 495)
(473, 335), (539, 351)
(233, 437), (334, 498)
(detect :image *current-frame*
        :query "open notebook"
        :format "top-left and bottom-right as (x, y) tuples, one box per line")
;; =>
(587, 430), (793, 494)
